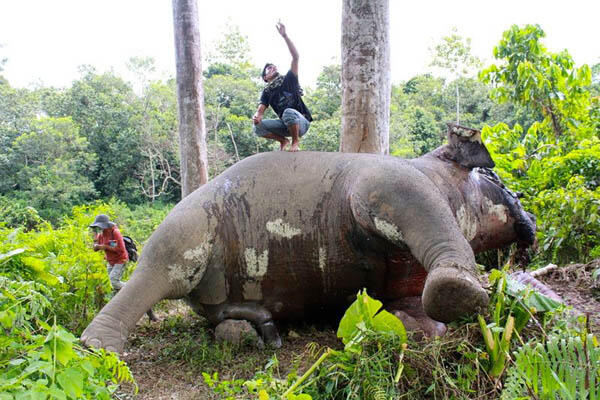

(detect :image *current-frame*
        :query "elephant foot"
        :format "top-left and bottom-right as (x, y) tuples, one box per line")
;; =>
(257, 320), (282, 348)
(422, 264), (488, 323)
(386, 297), (446, 338)
(215, 319), (265, 349)
(204, 302), (282, 349)
(80, 313), (129, 353)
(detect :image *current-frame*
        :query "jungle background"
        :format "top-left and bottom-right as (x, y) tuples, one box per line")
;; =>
(1, 23), (600, 399)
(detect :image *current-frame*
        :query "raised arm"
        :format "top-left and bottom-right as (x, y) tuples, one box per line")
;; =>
(276, 22), (298, 76)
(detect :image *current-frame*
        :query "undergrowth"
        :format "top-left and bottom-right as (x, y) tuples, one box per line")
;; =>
(201, 271), (599, 400)
(0, 201), (170, 399)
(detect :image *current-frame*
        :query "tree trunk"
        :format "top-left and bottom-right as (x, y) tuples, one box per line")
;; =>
(340, 0), (390, 154)
(172, 0), (209, 198)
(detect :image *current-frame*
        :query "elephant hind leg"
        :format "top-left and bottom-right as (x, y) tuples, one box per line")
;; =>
(204, 302), (282, 348)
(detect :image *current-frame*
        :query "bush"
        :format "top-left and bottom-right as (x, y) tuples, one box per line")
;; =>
(0, 277), (135, 399)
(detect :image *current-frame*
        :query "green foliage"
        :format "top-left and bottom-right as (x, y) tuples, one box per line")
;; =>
(0, 320), (136, 399)
(390, 72), (516, 157)
(11, 116), (97, 222)
(63, 67), (144, 204)
(533, 176), (600, 262)
(480, 24), (599, 264)
(478, 268), (564, 378)
(202, 356), (296, 400)
(502, 331), (600, 399)
(0, 196), (46, 231)
(203, 291), (407, 399)
(150, 313), (237, 369)
(0, 200), (172, 398)
(132, 76), (181, 204)
(0, 206), (109, 332)
(304, 65), (341, 121)
(480, 24), (592, 139)
(301, 117), (340, 152)
(0, 200), (170, 331)
(0, 277), (135, 399)
(0, 277), (51, 336)
(337, 289), (407, 348)
(0, 79), (45, 194)
(430, 27), (482, 78)
(206, 22), (253, 67)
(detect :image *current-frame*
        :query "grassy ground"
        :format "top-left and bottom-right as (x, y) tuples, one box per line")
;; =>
(113, 261), (600, 399)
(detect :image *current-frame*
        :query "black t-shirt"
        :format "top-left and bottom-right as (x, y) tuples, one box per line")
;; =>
(260, 70), (312, 121)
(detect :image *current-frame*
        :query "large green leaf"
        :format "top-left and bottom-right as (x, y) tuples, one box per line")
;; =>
(44, 326), (77, 366)
(372, 311), (407, 342)
(337, 290), (406, 345)
(56, 368), (84, 399)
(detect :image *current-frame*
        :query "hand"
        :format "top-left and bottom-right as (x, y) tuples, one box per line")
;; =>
(94, 244), (106, 251)
(276, 21), (286, 37)
(252, 113), (262, 125)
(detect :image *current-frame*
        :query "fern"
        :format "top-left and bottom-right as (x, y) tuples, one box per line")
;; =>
(502, 332), (600, 399)
(365, 384), (387, 400)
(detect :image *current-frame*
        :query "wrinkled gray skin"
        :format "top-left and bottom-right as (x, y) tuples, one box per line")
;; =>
(81, 126), (536, 352)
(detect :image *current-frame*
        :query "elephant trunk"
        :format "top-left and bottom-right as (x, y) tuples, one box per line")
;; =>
(81, 264), (174, 353)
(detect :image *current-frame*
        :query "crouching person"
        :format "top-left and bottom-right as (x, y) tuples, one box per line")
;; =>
(252, 21), (312, 152)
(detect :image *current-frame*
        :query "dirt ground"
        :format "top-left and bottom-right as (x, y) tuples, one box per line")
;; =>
(114, 260), (600, 400)
(534, 259), (600, 333)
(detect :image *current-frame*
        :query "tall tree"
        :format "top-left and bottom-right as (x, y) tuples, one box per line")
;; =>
(63, 67), (142, 204)
(429, 27), (482, 124)
(480, 24), (591, 139)
(172, 0), (209, 197)
(340, 0), (390, 154)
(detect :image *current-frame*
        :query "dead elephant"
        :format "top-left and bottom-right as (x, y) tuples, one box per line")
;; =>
(81, 124), (536, 352)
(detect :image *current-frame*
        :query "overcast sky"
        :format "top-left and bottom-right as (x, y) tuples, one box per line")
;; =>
(1, 0), (598, 89)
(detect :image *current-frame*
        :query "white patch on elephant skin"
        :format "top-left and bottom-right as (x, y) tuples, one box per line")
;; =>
(183, 238), (213, 264)
(167, 262), (208, 291)
(167, 264), (192, 291)
(167, 237), (213, 290)
(222, 178), (232, 193)
(483, 198), (508, 223)
(266, 219), (301, 239)
(318, 247), (326, 273)
(244, 248), (269, 279)
(374, 217), (404, 245)
(457, 205), (478, 241)
(318, 247), (328, 292)
(184, 237), (213, 286)
(242, 281), (263, 301)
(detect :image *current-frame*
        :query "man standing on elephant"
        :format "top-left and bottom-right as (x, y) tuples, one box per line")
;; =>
(252, 21), (312, 152)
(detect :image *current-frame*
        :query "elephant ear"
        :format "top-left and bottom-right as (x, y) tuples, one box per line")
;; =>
(442, 123), (495, 169)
